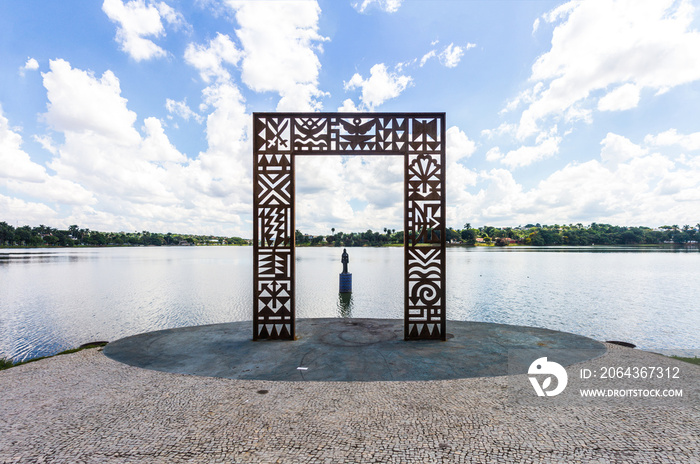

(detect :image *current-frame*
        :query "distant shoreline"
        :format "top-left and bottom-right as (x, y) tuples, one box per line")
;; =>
(0, 243), (249, 249)
(4, 242), (698, 250)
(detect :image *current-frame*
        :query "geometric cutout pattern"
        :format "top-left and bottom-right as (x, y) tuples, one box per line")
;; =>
(253, 113), (446, 340)
(406, 247), (443, 339)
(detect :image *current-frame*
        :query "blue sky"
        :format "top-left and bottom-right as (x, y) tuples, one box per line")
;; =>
(1, 0), (699, 237)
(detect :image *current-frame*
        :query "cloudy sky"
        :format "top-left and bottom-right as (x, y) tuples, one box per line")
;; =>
(1, 0), (699, 237)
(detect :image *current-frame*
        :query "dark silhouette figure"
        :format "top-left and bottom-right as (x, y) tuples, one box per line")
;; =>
(341, 248), (349, 274)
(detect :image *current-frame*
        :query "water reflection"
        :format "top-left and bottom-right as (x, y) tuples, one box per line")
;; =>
(337, 292), (353, 318)
(471, 245), (699, 253)
(1, 246), (698, 362)
(0, 251), (94, 264)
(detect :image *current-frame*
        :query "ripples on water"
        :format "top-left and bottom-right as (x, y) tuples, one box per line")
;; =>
(1, 246), (698, 361)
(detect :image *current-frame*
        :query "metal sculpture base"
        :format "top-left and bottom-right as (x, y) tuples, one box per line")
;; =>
(339, 273), (352, 293)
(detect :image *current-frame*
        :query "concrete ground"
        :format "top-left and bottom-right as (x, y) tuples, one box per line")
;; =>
(1, 320), (698, 463)
(102, 318), (607, 381)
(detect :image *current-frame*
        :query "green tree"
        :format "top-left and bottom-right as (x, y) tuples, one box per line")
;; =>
(43, 235), (59, 246)
(0, 222), (14, 245)
(15, 226), (33, 245)
(447, 228), (460, 242)
(460, 228), (476, 246)
(295, 230), (307, 245)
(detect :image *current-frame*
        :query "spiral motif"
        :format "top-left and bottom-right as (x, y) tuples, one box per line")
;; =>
(411, 280), (440, 306)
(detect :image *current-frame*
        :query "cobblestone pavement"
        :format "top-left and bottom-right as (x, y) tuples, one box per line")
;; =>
(1, 343), (698, 463)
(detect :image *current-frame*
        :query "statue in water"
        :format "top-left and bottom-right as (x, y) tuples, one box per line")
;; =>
(341, 248), (349, 274)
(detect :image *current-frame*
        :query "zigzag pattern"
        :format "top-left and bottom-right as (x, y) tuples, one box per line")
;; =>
(259, 208), (289, 248)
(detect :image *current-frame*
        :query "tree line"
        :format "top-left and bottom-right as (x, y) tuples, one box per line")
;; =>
(3, 221), (698, 248)
(452, 223), (700, 246)
(0, 222), (248, 247)
(296, 228), (404, 247)
(298, 223), (700, 247)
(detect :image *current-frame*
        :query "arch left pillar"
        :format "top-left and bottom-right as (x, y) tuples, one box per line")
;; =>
(252, 116), (295, 340)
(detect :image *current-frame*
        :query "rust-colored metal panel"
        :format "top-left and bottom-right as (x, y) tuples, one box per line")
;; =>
(253, 113), (446, 341)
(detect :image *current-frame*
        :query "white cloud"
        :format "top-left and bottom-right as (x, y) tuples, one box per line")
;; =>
(597, 83), (641, 111)
(0, 103), (96, 206)
(445, 127), (479, 220)
(155, 1), (187, 30)
(0, 194), (59, 225)
(141, 117), (188, 162)
(6, 176), (97, 206)
(520, 148), (684, 226)
(517, 0), (700, 138)
(32, 59), (255, 235)
(197, 81), (251, 182)
(344, 63), (412, 110)
(295, 155), (405, 234)
(485, 147), (503, 162)
(19, 57), (39, 76)
(184, 33), (241, 84)
(102, 0), (166, 61)
(102, 0), (185, 61)
(645, 128), (700, 151)
(352, 0), (402, 14)
(33, 134), (58, 155)
(446, 126), (476, 163)
(456, 129), (700, 227)
(419, 43), (475, 68)
(42, 61), (181, 206)
(500, 82), (544, 115)
(165, 98), (204, 123)
(42, 59), (140, 144)
(338, 98), (359, 112)
(600, 132), (647, 165)
(419, 50), (436, 67)
(500, 134), (561, 168)
(0, 105), (47, 182)
(439, 43), (472, 68)
(481, 122), (516, 139)
(563, 104), (592, 124)
(228, 0), (328, 111)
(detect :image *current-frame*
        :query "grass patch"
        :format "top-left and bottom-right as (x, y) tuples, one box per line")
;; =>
(670, 355), (700, 366)
(0, 358), (15, 370)
(0, 342), (108, 371)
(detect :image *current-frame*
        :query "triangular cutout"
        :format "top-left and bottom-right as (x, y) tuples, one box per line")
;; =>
(419, 324), (431, 338)
(278, 324), (291, 339)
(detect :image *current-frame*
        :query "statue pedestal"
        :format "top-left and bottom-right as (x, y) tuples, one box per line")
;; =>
(339, 273), (352, 293)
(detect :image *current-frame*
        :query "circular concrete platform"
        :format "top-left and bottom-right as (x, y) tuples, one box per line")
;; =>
(104, 318), (606, 382)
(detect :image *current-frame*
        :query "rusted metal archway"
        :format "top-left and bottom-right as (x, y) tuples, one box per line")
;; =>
(253, 113), (446, 341)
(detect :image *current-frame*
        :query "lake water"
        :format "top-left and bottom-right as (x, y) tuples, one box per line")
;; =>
(1, 246), (699, 362)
